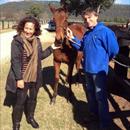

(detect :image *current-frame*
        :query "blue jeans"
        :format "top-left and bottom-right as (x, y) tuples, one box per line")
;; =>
(85, 71), (111, 128)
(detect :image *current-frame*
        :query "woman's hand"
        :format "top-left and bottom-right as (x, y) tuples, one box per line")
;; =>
(51, 43), (62, 50)
(66, 27), (74, 40)
(17, 80), (24, 89)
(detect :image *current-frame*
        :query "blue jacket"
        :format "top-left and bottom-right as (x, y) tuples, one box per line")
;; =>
(71, 22), (119, 74)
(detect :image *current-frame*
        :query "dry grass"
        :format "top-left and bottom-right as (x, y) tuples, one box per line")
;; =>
(0, 29), (14, 34)
(0, 26), (130, 130)
(0, 52), (89, 130)
(0, 29), (89, 130)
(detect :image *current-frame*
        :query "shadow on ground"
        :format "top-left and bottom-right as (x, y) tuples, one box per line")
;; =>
(41, 66), (130, 130)
(107, 67), (130, 130)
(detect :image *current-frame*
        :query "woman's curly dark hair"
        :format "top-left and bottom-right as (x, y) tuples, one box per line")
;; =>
(17, 16), (41, 36)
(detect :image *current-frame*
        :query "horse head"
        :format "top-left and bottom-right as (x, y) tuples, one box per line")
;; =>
(49, 4), (68, 46)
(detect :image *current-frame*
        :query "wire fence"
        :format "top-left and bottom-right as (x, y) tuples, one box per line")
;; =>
(0, 18), (85, 30)
(0, 19), (50, 30)
(0, 20), (17, 30)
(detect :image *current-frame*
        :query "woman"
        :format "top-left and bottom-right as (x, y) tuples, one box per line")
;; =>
(4, 16), (60, 130)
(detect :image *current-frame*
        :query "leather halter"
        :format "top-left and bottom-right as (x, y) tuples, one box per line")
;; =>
(56, 20), (68, 31)
(54, 20), (68, 47)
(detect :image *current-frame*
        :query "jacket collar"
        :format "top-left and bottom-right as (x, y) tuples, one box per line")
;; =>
(13, 34), (23, 43)
(91, 22), (104, 32)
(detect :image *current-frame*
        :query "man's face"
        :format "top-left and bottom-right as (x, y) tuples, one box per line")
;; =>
(83, 12), (98, 29)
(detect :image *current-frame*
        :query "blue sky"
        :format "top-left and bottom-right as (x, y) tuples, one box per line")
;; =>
(0, 0), (130, 5)
(0, 0), (59, 5)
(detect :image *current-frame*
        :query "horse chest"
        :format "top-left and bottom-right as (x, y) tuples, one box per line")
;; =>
(53, 49), (74, 63)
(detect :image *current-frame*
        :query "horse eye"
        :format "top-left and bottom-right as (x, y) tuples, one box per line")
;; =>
(53, 18), (55, 22)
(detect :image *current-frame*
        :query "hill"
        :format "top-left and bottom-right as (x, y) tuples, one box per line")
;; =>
(0, 1), (60, 20)
(0, 1), (130, 22)
(100, 4), (130, 22)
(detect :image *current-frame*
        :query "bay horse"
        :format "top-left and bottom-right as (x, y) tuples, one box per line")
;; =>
(49, 5), (86, 104)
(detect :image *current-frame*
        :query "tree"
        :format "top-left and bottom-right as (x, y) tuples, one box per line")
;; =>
(26, 4), (42, 19)
(60, 0), (115, 16)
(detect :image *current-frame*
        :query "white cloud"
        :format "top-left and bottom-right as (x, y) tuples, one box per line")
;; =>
(115, 0), (130, 5)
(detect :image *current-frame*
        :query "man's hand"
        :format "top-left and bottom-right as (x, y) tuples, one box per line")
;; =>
(17, 80), (24, 89)
(66, 27), (74, 40)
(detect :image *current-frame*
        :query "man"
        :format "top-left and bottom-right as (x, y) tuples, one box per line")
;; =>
(66, 8), (119, 130)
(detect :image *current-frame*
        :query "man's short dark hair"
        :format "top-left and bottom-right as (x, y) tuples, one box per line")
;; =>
(82, 7), (99, 17)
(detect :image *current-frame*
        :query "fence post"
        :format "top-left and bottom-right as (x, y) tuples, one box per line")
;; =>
(8, 20), (9, 28)
(2, 20), (4, 29)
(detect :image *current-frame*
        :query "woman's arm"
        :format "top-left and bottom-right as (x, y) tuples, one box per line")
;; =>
(39, 40), (61, 60)
(11, 40), (23, 80)
(41, 46), (53, 60)
(11, 40), (24, 88)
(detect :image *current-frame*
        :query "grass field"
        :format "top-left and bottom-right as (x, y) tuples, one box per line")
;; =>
(0, 56), (92, 130)
(0, 28), (130, 130)
(0, 34), (92, 130)
(1, 50), (130, 130)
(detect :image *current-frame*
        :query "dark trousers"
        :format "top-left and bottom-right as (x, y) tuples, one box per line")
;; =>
(15, 83), (38, 106)
(12, 83), (38, 126)
(84, 71), (111, 128)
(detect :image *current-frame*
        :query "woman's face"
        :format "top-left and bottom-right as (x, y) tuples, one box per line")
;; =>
(23, 22), (35, 39)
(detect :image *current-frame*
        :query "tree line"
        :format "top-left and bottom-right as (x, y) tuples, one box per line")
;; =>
(0, 1), (130, 23)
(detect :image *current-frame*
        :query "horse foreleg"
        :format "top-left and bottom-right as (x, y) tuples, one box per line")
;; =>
(75, 51), (83, 85)
(66, 63), (74, 102)
(51, 61), (61, 104)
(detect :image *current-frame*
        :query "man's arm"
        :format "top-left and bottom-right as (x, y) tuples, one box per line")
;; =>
(66, 27), (82, 50)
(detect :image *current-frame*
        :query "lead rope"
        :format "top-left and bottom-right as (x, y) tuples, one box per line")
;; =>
(112, 58), (130, 68)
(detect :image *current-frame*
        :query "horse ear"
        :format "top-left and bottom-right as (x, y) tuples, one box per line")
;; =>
(48, 3), (56, 14)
